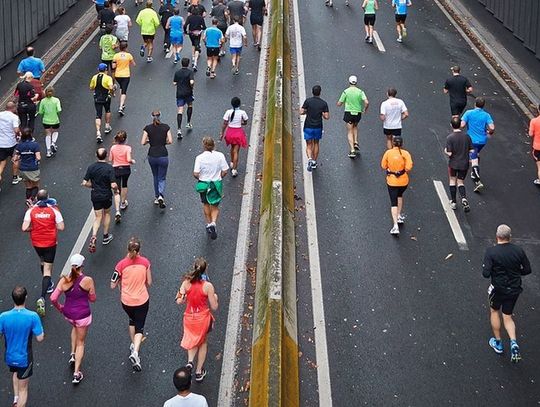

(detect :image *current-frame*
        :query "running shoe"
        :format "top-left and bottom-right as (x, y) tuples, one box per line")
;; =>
(115, 211), (122, 223)
(397, 37), (403, 43)
(72, 371), (84, 384)
(461, 198), (470, 212)
(345, 0), (349, 6)
(257, 44), (262, 52)
(449, 200), (457, 210)
(192, 63), (198, 72)
(354, 143), (360, 152)
(129, 351), (142, 372)
(104, 125), (112, 134)
(390, 225), (399, 235)
(51, 143), (58, 154)
(325, 0), (333, 6)
(365, 35), (370, 42)
(163, 43), (168, 52)
(534, 179), (540, 185)
(88, 236), (97, 253)
(206, 66), (211, 77)
(102, 234), (114, 245)
(473, 181), (484, 192)
(69, 353), (76, 366)
(489, 337), (503, 354)
(234, 68), (240, 75)
(402, 27), (407, 37)
(140, 45), (145, 57)
(120, 200), (128, 210)
(174, 55), (179, 64)
(510, 340), (521, 363)
(231, 169), (238, 177)
(36, 297), (45, 317)
(208, 224), (217, 240)
(46, 150), (52, 158)
(177, 129), (183, 140)
(154, 198), (160, 205)
(186, 361), (194, 371)
(96, 135), (103, 144)
(397, 214), (405, 224)
(147, 56), (153, 63)
(210, 72), (216, 79)
(158, 195), (166, 209)
(311, 161), (317, 170)
(186, 122), (193, 130)
(368, 38), (373, 44)
(11, 175), (22, 185)
(348, 150), (356, 158)
(118, 106), (125, 116)
(307, 159), (313, 172)
(195, 368), (207, 382)
(47, 280), (54, 294)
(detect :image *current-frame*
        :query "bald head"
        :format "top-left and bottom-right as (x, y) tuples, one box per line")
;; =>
(36, 189), (49, 202)
(26, 47), (35, 57)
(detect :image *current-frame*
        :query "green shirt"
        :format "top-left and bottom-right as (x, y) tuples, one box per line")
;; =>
(99, 34), (118, 61)
(136, 8), (160, 35)
(338, 86), (367, 114)
(38, 96), (62, 125)
(364, 0), (376, 14)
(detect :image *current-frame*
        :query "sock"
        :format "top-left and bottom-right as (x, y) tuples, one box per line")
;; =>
(26, 188), (33, 199)
(177, 113), (183, 128)
(41, 275), (51, 298)
(52, 131), (59, 144)
(187, 106), (193, 123)
(458, 185), (466, 199)
(13, 396), (18, 403)
(40, 264), (44, 274)
(472, 166), (480, 181)
(103, 233), (109, 238)
(449, 185), (457, 202)
(45, 135), (52, 151)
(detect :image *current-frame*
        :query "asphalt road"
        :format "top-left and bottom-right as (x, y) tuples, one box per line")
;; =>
(295, 0), (540, 405)
(0, 2), (260, 406)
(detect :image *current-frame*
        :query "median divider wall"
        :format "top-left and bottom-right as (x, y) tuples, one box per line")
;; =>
(248, 0), (299, 404)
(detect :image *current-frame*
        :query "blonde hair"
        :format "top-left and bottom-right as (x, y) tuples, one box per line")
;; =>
(202, 137), (215, 151)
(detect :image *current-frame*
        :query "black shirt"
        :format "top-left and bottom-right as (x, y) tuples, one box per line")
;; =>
(482, 243), (531, 296)
(302, 96), (329, 129)
(248, 0), (265, 17)
(184, 14), (206, 33)
(144, 123), (170, 157)
(188, 4), (206, 16)
(445, 130), (473, 170)
(99, 8), (116, 27)
(174, 68), (194, 98)
(84, 161), (115, 201)
(15, 81), (36, 105)
(159, 4), (175, 26)
(444, 75), (471, 104)
(210, 3), (228, 27)
(228, 0), (246, 18)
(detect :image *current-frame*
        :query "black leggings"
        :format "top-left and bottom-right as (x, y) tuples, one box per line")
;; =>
(122, 300), (149, 334)
(387, 185), (407, 207)
(18, 103), (37, 130)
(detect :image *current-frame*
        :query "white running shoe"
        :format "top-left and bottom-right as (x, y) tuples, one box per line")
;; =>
(390, 225), (400, 235)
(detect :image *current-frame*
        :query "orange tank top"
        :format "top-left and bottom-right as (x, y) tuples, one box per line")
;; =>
(185, 280), (209, 314)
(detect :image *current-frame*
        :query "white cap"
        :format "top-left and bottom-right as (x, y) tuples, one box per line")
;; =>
(69, 254), (85, 268)
(348, 75), (357, 85)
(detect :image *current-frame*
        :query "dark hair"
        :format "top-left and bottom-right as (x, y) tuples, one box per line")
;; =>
(475, 97), (485, 108)
(312, 85), (321, 97)
(181, 57), (190, 67)
(115, 130), (127, 144)
(105, 25), (113, 34)
(174, 8), (180, 15)
(20, 127), (33, 142)
(26, 47), (35, 57)
(184, 258), (207, 282)
(452, 65), (461, 73)
(229, 97), (241, 122)
(173, 367), (191, 392)
(387, 87), (397, 97)
(127, 237), (141, 260)
(36, 189), (48, 202)
(212, 18), (219, 25)
(104, 0), (110, 7)
(96, 147), (108, 160)
(119, 41), (128, 51)
(392, 135), (403, 147)
(450, 117), (461, 129)
(12, 286), (27, 306)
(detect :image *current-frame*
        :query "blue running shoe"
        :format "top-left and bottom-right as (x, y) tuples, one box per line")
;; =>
(510, 340), (521, 363)
(489, 337), (503, 354)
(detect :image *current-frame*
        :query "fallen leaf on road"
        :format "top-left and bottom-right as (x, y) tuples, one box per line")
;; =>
(445, 253), (453, 260)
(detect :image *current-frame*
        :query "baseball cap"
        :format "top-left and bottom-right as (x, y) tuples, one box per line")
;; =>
(348, 75), (357, 85)
(69, 254), (85, 268)
(98, 63), (108, 72)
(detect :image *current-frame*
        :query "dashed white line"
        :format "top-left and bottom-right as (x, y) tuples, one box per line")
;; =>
(372, 30), (386, 53)
(433, 180), (469, 251)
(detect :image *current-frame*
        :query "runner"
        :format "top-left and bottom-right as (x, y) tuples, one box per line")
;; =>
(461, 97), (495, 192)
(203, 19), (224, 78)
(89, 63), (114, 143)
(211, 0), (229, 58)
(443, 65), (473, 118)
(379, 87), (408, 150)
(163, 367), (209, 407)
(14, 72), (38, 131)
(227, 0), (247, 24)
(176, 258), (218, 382)
(94, 0), (106, 13)
(14, 128), (41, 207)
(82, 148), (118, 253)
(0, 286), (44, 407)
(300, 85), (330, 171)
(114, 6), (132, 41)
(21, 189), (65, 316)
(110, 131), (135, 223)
(183, 7), (206, 71)
(221, 97), (248, 177)
(112, 41), (136, 116)
(337, 75), (369, 158)
(193, 137), (229, 239)
(136, 1), (160, 63)
(111, 237), (152, 372)
(166, 8), (185, 64)
(445, 117), (473, 212)
(483, 224), (531, 363)
(16, 47), (45, 80)
(99, 25), (119, 76)
(380, 136), (413, 235)
(173, 58), (195, 138)
(98, 1), (116, 33)
(187, 0), (207, 17)
(50, 254), (96, 384)
(0, 102), (22, 188)
(141, 110), (173, 208)
(528, 104), (540, 184)
(225, 18), (247, 75)
(159, 0), (175, 52)
(362, 0), (378, 43)
(37, 86), (62, 157)
(248, 0), (266, 50)
(392, 0), (411, 43)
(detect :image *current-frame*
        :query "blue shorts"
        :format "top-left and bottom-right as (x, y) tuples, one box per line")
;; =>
(176, 96), (194, 107)
(469, 143), (485, 160)
(170, 33), (183, 45)
(230, 47), (242, 55)
(303, 127), (322, 141)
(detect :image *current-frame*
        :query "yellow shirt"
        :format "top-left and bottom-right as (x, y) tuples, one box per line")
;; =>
(113, 52), (134, 78)
(381, 147), (413, 187)
(89, 73), (114, 91)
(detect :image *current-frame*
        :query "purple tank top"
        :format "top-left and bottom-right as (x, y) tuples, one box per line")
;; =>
(63, 274), (91, 320)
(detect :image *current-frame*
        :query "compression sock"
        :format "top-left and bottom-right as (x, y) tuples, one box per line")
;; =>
(458, 185), (466, 199)
(45, 135), (52, 151)
(449, 185), (457, 202)
(472, 166), (480, 182)
(52, 131), (59, 144)
(187, 106), (193, 123)
(177, 113), (183, 128)
(41, 275), (52, 298)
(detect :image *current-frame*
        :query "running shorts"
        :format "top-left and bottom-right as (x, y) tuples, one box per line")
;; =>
(469, 143), (485, 160)
(92, 199), (112, 211)
(34, 245), (57, 264)
(343, 111), (361, 124)
(383, 128), (402, 137)
(170, 33), (183, 45)
(116, 77), (130, 94)
(387, 184), (407, 207)
(10, 363), (33, 380)
(489, 291), (519, 315)
(450, 101), (467, 116)
(101, 59), (113, 71)
(142, 34), (155, 41)
(207, 47), (220, 57)
(395, 14), (407, 23)
(303, 127), (323, 141)
(0, 146), (16, 161)
(95, 100), (112, 118)
(43, 123), (60, 129)
(189, 33), (202, 52)
(176, 96), (194, 107)
(364, 14), (376, 26)
(448, 167), (468, 180)
(533, 150), (540, 161)
(230, 47), (242, 55)
(122, 300), (149, 334)
(114, 166), (131, 189)
(65, 314), (93, 328)
(21, 170), (40, 182)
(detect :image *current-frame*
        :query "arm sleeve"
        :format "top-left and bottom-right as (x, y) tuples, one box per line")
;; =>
(520, 249), (532, 276)
(482, 251), (492, 278)
(50, 287), (63, 312)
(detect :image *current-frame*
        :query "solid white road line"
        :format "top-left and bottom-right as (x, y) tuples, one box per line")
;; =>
(372, 31), (386, 53)
(217, 6), (271, 406)
(292, 0), (333, 405)
(433, 180), (469, 251)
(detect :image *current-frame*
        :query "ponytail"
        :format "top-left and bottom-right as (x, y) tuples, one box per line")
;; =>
(183, 257), (207, 282)
(229, 97), (241, 123)
(127, 237), (141, 259)
(151, 110), (161, 126)
(65, 265), (82, 283)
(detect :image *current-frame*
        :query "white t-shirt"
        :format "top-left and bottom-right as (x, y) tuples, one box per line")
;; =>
(223, 108), (248, 128)
(380, 97), (407, 130)
(0, 111), (20, 148)
(225, 23), (246, 48)
(114, 15), (131, 36)
(194, 150), (229, 181)
(163, 393), (208, 407)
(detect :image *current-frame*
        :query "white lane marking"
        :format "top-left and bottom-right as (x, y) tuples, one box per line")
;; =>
(372, 30), (386, 53)
(433, 180), (469, 251)
(292, 0), (333, 405)
(217, 6), (271, 406)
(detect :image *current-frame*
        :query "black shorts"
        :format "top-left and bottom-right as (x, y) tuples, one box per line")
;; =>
(364, 14), (376, 26)
(10, 362), (33, 380)
(207, 47), (220, 57)
(0, 145), (16, 161)
(116, 77), (130, 94)
(250, 14), (263, 26)
(218, 25), (227, 36)
(92, 198), (112, 211)
(343, 111), (361, 124)
(34, 245), (57, 264)
(95, 99), (111, 118)
(448, 167), (468, 180)
(101, 59), (113, 70)
(142, 34), (155, 41)
(387, 185), (407, 206)
(489, 291), (519, 315)
(189, 33), (202, 52)
(383, 128), (402, 137)
(533, 150), (540, 161)
(450, 101), (467, 116)
(43, 123), (60, 129)
(395, 14), (407, 23)
(122, 300), (149, 334)
(114, 166), (131, 188)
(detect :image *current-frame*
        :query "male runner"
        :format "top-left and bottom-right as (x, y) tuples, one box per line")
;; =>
(159, 0), (175, 52)
(0, 102), (22, 188)
(337, 75), (369, 158)
(184, 8), (206, 71)
(89, 63), (114, 142)
(445, 117), (473, 212)
(227, 0), (247, 25)
(112, 41), (136, 115)
(99, 25), (119, 75)
(21, 189), (65, 316)
(225, 18), (247, 75)
(379, 87), (408, 150)
(300, 85), (329, 171)
(392, 0), (411, 43)
(443, 65), (473, 118)
(203, 19), (224, 78)
(16, 47), (45, 80)
(136, 1), (160, 62)
(173, 58), (195, 138)
(187, 0), (207, 17)
(461, 97), (494, 192)
(528, 104), (540, 184)
(210, 0), (229, 57)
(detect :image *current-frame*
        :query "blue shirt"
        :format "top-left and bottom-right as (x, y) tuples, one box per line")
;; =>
(16, 140), (40, 171)
(0, 308), (43, 367)
(95, 0), (105, 5)
(392, 0), (410, 14)
(17, 57), (45, 79)
(462, 108), (494, 145)
(205, 26), (223, 48)
(169, 15), (184, 35)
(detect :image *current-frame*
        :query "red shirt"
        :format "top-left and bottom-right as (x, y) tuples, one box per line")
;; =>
(115, 256), (151, 306)
(24, 205), (63, 248)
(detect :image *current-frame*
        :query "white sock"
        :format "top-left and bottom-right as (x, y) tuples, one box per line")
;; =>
(14, 396), (19, 403)
(45, 135), (52, 151)
(52, 131), (59, 144)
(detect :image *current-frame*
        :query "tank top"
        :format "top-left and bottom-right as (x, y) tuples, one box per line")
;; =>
(364, 0), (376, 14)
(63, 274), (92, 320)
(185, 280), (209, 314)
